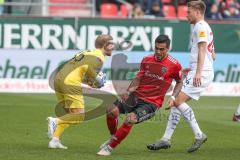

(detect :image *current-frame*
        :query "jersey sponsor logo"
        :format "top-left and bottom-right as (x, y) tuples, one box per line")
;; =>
(198, 31), (206, 38)
(144, 71), (164, 80)
(161, 66), (168, 74)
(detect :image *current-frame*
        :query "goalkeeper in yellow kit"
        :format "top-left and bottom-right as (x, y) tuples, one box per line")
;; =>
(47, 34), (114, 149)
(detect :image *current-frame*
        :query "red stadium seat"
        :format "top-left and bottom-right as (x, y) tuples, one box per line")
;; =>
(100, 3), (118, 18)
(163, 5), (176, 18)
(120, 4), (128, 17)
(48, 0), (91, 17)
(178, 5), (187, 19)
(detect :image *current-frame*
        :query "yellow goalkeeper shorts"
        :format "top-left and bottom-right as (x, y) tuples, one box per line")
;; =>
(55, 92), (84, 109)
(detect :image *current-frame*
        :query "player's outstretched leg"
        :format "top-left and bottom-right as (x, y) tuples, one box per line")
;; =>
(99, 105), (119, 149)
(176, 102), (207, 153)
(97, 145), (113, 156)
(187, 133), (207, 153)
(147, 139), (171, 150)
(147, 107), (180, 151)
(99, 137), (112, 149)
(97, 122), (132, 156)
(97, 112), (135, 156)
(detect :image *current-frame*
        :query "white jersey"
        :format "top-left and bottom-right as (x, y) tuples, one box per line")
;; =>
(189, 20), (214, 71)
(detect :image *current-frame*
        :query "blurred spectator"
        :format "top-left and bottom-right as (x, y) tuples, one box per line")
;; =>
(101, 0), (120, 3)
(218, 0), (240, 19)
(96, 0), (121, 15)
(121, 0), (139, 14)
(5, 0), (11, 14)
(205, 0), (214, 18)
(132, 3), (144, 18)
(125, 0), (140, 5)
(140, 0), (163, 14)
(219, 0), (227, 12)
(223, 3), (240, 19)
(173, 0), (187, 16)
(150, 1), (164, 17)
(208, 3), (223, 19)
(96, 0), (102, 14)
(0, 0), (4, 15)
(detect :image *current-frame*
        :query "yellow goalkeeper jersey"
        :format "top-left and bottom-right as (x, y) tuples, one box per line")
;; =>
(55, 49), (105, 87)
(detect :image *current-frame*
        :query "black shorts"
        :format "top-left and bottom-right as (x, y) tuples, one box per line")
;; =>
(114, 94), (157, 124)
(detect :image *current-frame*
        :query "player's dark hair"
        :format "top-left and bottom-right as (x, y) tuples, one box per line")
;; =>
(155, 35), (171, 48)
(187, 0), (206, 15)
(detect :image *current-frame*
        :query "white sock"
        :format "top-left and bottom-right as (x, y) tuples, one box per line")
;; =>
(177, 103), (203, 139)
(52, 137), (59, 141)
(235, 104), (240, 115)
(162, 107), (181, 141)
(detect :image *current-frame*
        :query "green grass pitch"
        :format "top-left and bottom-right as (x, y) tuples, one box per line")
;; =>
(0, 93), (240, 160)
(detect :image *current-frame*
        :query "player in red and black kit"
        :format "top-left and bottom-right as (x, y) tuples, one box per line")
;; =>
(97, 35), (183, 156)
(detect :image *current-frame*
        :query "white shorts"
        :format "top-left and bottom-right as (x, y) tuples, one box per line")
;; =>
(182, 70), (214, 100)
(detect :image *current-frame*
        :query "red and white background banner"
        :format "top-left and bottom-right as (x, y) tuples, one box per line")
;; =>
(0, 79), (240, 97)
(0, 49), (240, 96)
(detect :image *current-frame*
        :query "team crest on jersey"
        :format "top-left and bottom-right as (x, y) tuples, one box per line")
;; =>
(161, 67), (168, 74)
(198, 31), (206, 38)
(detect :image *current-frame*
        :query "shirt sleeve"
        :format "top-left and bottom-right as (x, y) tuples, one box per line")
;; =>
(173, 62), (182, 82)
(86, 56), (103, 79)
(136, 58), (145, 78)
(195, 23), (208, 43)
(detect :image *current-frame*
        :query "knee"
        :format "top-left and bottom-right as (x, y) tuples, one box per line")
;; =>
(174, 97), (183, 107)
(106, 105), (119, 118)
(174, 100), (181, 107)
(174, 92), (191, 107)
(125, 113), (137, 124)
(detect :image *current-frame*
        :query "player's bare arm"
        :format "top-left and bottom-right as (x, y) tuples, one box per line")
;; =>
(120, 76), (140, 102)
(194, 42), (207, 87)
(127, 76), (140, 93)
(167, 79), (183, 108)
(172, 80), (183, 98)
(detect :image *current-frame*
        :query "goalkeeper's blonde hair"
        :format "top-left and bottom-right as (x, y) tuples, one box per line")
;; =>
(187, 0), (206, 15)
(95, 34), (113, 49)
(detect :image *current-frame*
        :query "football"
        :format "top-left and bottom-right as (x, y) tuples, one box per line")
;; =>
(83, 71), (106, 88)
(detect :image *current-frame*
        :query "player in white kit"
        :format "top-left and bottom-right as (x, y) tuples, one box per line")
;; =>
(147, 0), (216, 153)
(233, 104), (240, 122)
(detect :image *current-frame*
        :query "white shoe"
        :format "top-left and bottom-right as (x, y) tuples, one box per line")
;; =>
(47, 117), (57, 139)
(48, 138), (68, 149)
(99, 137), (112, 149)
(97, 145), (112, 156)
